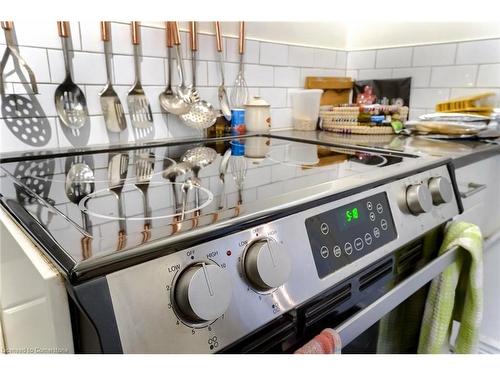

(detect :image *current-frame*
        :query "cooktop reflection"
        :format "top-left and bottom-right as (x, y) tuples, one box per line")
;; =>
(0, 136), (408, 266)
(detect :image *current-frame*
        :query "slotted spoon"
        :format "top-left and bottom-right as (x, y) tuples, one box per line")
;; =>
(127, 21), (154, 130)
(54, 21), (88, 129)
(179, 23), (217, 130)
(99, 21), (127, 133)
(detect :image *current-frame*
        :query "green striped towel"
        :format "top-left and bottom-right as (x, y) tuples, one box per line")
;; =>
(418, 221), (483, 354)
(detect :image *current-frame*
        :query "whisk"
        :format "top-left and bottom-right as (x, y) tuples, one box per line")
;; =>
(230, 155), (247, 205)
(230, 22), (248, 109)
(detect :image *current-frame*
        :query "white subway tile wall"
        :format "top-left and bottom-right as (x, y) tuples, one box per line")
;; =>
(1, 20), (500, 155)
(1, 21), (345, 153)
(346, 38), (500, 119)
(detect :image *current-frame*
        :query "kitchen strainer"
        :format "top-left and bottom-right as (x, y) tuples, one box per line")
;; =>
(179, 21), (217, 130)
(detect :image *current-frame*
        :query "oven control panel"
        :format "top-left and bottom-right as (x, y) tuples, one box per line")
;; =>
(104, 164), (460, 353)
(305, 192), (397, 278)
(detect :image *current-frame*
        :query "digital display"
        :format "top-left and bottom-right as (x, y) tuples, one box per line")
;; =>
(345, 208), (359, 223)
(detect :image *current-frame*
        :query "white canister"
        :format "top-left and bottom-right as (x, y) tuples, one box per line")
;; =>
(244, 96), (271, 132)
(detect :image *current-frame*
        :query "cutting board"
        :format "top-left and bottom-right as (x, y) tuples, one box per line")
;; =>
(305, 77), (353, 105)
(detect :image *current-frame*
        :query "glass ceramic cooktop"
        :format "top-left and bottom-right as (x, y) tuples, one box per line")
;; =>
(0, 136), (408, 266)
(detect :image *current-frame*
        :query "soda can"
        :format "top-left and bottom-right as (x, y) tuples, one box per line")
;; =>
(229, 139), (245, 156)
(231, 108), (246, 135)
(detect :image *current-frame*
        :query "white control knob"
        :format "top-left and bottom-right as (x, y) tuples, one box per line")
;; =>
(244, 239), (292, 291)
(406, 183), (433, 215)
(174, 263), (232, 323)
(428, 177), (453, 205)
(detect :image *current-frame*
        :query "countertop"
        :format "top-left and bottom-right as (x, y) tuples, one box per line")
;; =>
(268, 129), (500, 168)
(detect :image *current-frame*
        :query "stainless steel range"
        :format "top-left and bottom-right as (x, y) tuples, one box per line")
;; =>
(0, 135), (462, 353)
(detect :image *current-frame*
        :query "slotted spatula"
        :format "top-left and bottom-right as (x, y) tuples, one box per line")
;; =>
(127, 21), (153, 130)
(99, 21), (127, 133)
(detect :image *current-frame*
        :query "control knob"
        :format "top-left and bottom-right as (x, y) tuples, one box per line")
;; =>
(406, 183), (433, 215)
(428, 177), (453, 205)
(174, 263), (232, 323)
(244, 238), (292, 292)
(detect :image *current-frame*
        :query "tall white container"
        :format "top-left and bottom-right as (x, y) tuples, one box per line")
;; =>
(290, 89), (323, 131)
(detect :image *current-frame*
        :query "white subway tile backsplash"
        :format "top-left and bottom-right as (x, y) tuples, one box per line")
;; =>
(430, 65), (477, 87)
(207, 61), (238, 87)
(47, 50), (107, 85)
(313, 48), (337, 69)
(274, 67), (301, 87)
(110, 22), (134, 55)
(288, 46), (314, 67)
(376, 47), (412, 68)
(271, 108), (292, 129)
(408, 108), (428, 121)
(245, 64), (274, 87)
(197, 34), (220, 61)
(335, 51), (347, 69)
(345, 70), (358, 80)
(83, 85), (104, 116)
(79, 21), (104, 53)
(412, 43), (456, 66)
(392, 67), (431, 88)
(357, 69), (392, 80)
(73, 52), (108, 85)
(259, 88), (287, 108)
(112, 55), (165, 86)
(346, 50), (376, 69)
(225, 38), (259, 64)
(477, 64), (500, 87)
(12, 21), (81, 50)
(140, 25), (167, 58)
(260, 42), (288, 66)
(456, 39), (500, 64)
(410, 88), (450, 108)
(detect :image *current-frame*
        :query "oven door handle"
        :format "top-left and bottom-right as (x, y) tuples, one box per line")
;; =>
(335, 245), (461, 347)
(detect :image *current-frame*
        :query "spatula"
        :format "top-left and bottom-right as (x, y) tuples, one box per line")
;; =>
(127, 21), (154, 130)
(99, 21), (127, 133)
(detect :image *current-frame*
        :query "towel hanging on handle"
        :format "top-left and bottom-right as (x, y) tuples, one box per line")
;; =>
(294, 328), (342, 354)
(418, 221), (483, 354)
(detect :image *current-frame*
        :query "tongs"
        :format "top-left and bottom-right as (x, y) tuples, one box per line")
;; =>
(0, 21), (38, 95)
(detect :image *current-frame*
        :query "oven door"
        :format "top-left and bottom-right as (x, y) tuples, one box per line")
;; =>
(222, 227), (461, 354)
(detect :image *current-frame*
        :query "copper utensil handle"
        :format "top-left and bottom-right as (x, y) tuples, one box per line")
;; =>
(189, 21), (197, 52)
(215, 21), (223, 52)
(1, 21), (13, 31)
(172, 21), (181, 46)
(100, 21), (110, 42)
(166, 22), (173, 48)
(131, 21), (140, 45)
(57, 21), (71, 38)
(239, 21), (245, 54)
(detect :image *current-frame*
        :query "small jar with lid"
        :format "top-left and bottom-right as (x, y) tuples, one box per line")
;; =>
(244, 96), (271, 132)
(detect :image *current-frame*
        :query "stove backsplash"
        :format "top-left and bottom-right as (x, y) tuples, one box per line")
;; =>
(1, 21), (499, 155)
(0, 21), (345, 153)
